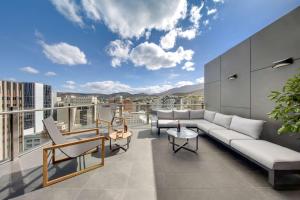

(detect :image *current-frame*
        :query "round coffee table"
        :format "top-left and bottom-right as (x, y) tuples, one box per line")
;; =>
(167, 127), (199, 153)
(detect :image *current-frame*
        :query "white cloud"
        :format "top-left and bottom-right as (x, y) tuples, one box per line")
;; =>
(168, 73), (179, 79)
(106, 40), (132, 67)
(207, 8), (217, 16)
(81, 0), (101, 21)
(80, 80), (196, 94)
(190, 2), (204, 29)
(130, 42), (194, 70)
(40, 41), (87, 65)
(81, 0), (187, 38)
(196, 77), (204, 84)
(177, 28), (197, 40)
(203, 19), (209, 26)
(45, 71), (57, 76)
(63, 80), (76, 90)
(175, 81), (194, 87)
(20, 66), (39, 74)
(182, 61), (195, 71)
(160, 29), (178, 50)
(213, 0), (225, 3)
(50, 0), (84, 27)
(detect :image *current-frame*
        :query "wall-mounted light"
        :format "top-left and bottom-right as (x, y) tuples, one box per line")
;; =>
(227, 74), (238, 80)
(272, 57), (294, 69)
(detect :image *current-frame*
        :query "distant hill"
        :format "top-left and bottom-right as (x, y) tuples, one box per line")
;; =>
(57, 83), (204, 98)
(156, 83), (204, 96)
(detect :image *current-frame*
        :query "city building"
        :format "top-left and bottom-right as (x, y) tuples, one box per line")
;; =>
(57, 96), (98, 130)
(0, 81), (23, 161)
(23, 82), (52, 151)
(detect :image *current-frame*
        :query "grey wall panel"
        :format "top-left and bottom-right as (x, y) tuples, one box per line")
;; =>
(221, 106), (250, 118)
(221, 39), (250, 108)
(204, 57), (220, 84)
(251, 7), (300, 71)
(251, 61), (300, 151)
(204, 81), (220, 112)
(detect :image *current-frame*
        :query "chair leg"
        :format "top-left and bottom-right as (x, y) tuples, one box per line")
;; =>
(43, 149), (49, 187)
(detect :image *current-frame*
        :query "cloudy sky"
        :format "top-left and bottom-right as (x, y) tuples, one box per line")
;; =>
(0, 0), (299, 94)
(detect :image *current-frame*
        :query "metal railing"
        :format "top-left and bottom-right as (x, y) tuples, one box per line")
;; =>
(0, 103), (204, 163)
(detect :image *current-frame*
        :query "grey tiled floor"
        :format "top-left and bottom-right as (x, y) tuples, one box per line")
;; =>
(1, 126), (300, 200)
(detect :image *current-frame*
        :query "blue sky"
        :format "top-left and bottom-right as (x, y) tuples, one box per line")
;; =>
(0, 0), (299, 94)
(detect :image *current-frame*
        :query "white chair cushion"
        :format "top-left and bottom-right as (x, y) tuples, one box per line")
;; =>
(231, 140), (300, 170)
(157, 110), (173, 120)
(197, 121), (226, 132)
(190, 110), (204, 119)
(230, 115), (264, 139)
(157, 120), (177, 128)
(213, 113), (233, 129)
(204, 110), (216, 122)
(174, 110), (190, 120)
(208, 129), (254, 145)
(179, 120), (200, 127)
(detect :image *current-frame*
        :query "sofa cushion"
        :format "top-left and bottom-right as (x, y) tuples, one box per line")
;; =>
(230, 116), (264, 139)
(208, 129), (254, 145)
(174, 110), (190, 120)
(179, 120), (200, 128)
(197, 121), (226, 133)
(204, 110), (216, 122)
(157, 120), (177, 128)
(189, 110), (205, 119)
(157, 110), (173, 120)
(213, 113), (232, 129)
(231, 140), (300, 170)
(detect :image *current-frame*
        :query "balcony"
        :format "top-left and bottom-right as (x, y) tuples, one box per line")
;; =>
(0, 103), (300, 200)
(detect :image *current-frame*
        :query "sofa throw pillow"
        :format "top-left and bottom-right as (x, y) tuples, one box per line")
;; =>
(230, 115), (265, 139)
(213, 113), (232, 129)
(174, 110), (190, 120)
(190, 110), (205, 119)
(204, 110), (216, 122)
(157, 110), (173, 120)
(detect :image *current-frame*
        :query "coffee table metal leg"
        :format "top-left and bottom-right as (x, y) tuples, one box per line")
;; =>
(170, 137), (198, 154)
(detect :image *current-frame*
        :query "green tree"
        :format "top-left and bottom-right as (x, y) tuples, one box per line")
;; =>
(268, 70), (300, 134)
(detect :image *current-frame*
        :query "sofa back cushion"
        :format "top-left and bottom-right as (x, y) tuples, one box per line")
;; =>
(213, 113), (232, 128)
(190, 110), (205, 119)
(174, 110), (190, 120)
(230, 115), (265, 139)
(204, 110), (216, 122)
(157, 110), (173, 120)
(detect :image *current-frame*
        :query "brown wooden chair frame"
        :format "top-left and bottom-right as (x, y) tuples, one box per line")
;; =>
(43, 128), (105, 187)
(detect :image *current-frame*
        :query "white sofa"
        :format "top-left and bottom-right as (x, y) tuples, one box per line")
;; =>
(156, 109), (300, 188)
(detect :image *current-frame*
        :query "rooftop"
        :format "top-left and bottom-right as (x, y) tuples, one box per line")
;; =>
(2, 124), (300, 200)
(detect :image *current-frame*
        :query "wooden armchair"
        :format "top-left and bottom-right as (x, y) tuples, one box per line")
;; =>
(96, 105), (130, 151)
(42, 117), (105, 187)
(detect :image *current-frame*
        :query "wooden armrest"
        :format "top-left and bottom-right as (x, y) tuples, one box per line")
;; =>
(44, 136), (105, 151)
(97, 119), (111, 124)
(62, 128), (99, 136)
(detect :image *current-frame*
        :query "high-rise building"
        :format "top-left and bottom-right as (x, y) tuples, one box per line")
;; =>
(0, 81), (23, 161)
(23, 83), (52, 151)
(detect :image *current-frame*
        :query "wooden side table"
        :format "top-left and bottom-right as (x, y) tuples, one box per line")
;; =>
(109, 130), (132, 151)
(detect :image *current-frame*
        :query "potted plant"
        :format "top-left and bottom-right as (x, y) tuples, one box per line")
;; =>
(268, 70), (300, 134)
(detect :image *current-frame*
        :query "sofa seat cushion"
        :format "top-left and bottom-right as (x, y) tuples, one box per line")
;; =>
(157, 120), (177, 128)
(179, 120), (200, 127)
(197, 121), (226, 132)
(190, 110), (204, 119)
(213, 113), (232, 129)
(174, 110), (190, 120)
(230, 115), (265, 139)
(157, 110), (173, 120)
(231, 140), (300, 170)
(209, 129), (254, 145)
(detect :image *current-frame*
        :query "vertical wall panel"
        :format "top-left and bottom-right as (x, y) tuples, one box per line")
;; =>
(204, 81), (220, 112)
(221, 39), (250, 108)
(205, 57), (220, 84)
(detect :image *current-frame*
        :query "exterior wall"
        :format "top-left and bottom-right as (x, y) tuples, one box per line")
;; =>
(204, 6), (300, 151)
